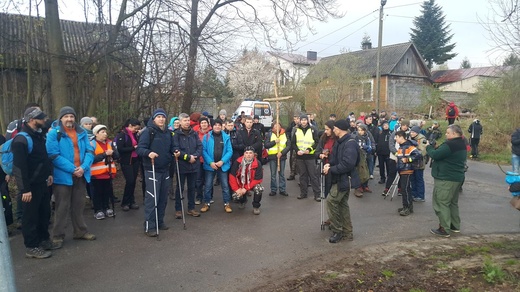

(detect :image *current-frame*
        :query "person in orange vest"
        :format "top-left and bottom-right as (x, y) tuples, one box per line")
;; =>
(90, 125), (119, 220)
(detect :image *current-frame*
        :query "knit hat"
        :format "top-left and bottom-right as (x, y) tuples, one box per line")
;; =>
(219, 109), (227, 116)
(24, 107), (46, 121)
(400, 119), (410, 127)
(300, 113), (308, 120)
(202, 111), (209, 116)
(59, 106), (76, 119)
(357, 123), (368, 131)
(355, 119), (364, 125)
(334, 119), (349, 131)
(152, 108), (167, 120)
(80, 117), (93, 125)
(92, 124), (107, 135)
(391, 112), (397, 116)
(410, 126), (421, 134)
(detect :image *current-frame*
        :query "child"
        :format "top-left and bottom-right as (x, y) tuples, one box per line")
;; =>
(395, 130), (421, 216)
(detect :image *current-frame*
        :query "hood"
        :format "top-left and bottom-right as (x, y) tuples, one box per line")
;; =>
(168, 117), (178, 129)
(449, 101), (455, 106)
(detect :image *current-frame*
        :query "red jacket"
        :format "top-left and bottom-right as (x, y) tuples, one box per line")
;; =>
(229, 156), (263, 192)
(446, 102), (459, 118)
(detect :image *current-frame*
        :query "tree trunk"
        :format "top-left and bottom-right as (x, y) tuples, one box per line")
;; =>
(45, 0), (69, 116)
(182, 0), (200, 114)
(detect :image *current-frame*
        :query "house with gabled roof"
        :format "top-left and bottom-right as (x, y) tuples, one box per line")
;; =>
(431, 66), (510, 106)
(303, 42), (432, 117)
(267, 51), (320, 88)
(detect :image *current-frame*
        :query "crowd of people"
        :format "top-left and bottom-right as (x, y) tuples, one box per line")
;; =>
(3, 101), (496, 259)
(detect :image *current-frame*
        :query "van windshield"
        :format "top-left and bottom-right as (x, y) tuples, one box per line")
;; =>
(254, 104), (271, 117)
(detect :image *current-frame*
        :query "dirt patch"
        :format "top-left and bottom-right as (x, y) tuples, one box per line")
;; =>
(253, 234), (520, 292)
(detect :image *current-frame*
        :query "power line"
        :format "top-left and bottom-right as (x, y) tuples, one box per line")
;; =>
(387, 14), (499, 25)
(319, 18), (378, 54)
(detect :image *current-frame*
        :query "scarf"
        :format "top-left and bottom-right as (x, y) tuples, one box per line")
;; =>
(126, 127), (138, 158)
(239, 157), (254, 187)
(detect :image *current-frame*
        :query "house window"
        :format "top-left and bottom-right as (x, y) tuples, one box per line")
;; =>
(349, 81), (372, 101)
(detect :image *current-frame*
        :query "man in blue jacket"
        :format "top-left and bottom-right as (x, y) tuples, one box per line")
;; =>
(137, 108), (176, 237)
(46, 106), (95, 248)
(200, 120), (233, 213)
(173, 113), (203, 219)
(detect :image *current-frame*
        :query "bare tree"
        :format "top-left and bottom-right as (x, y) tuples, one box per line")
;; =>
(228, 49), (276, 100)
(482, 0), (520, 56)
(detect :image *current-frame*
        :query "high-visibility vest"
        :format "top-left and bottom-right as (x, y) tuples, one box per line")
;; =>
(267, 132), (287, 155)
(90, 140), (117, 176)
(295, 128), (315, 154)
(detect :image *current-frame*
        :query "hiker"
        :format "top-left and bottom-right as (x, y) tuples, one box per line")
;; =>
(468, 119), (483, 158)
(46, 106), (96, 249)
(445, 101), (459, 125)
(264, 122), (290, 197)
(512, 128), (520, 173)
(409, 126), (427, 202)
(395, 130), (421, 216)
(229, 146), (263, 215)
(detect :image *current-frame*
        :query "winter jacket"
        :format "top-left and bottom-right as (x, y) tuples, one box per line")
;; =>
(12, 124), (52, 193)
(263, 129), (290, 161)
(352, 132), (373, 155)
(228, 156), (263, 192)
(388, 118), (398, 132)
(225, 128), (245, 162)
(376, 128), (391, 155)
(201, 130), (233, 172)
(411, 133), (427, 170)
(46, 121), (94, 185)
(446, 102), (459, 118)
(366, 123), (379, 147)
(172, 127), (202, 174)
(136, 121), (176, 172)
(512, 129), (520, 156)
(389, 127), (410, 154)
(396, 140), (421, 175)
(315, 135), (336, 164)
(115, 130), (138, 165)
(468, 121), (483, 139)
(238, 128), (263, 156)
(426, 137), (467, 182)
(291, 125), (319, 160)
(91, 139), (119, 179)
(329, 133), (359, 192)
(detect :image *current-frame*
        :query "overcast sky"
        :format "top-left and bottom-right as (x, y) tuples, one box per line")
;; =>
(4, 0), (509, 69)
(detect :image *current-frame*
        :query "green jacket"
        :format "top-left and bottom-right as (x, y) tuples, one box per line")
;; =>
(426, 137), (467, 182)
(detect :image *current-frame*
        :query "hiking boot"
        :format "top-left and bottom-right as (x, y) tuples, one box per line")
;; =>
(95, 211), (105, 220)
(398, 206), (413, 213)
(200, 203), (210, 213)
(450, 225), (460, 233)
(122, 205), (130, 212)
(363, 186), (372, 193)
(354, 188), (363, 197)
(329, 232), (343, 243)
(51, 239), (63, 250)
(106, 209), (115, 217)
(175, 211), (182, 219)
(399, 208), (412, 216)
(187, 209), (200, 217)
(40, 240), (61, 251)
(26, 247), (52, 259)
(130, 204), (140, 210)
(145, 230), (158, 237)
(287, 175), (295, 181)
(73, 232), (96, 240)
(269, 191), (277, 196)
(158, 225), (169, 230)
(297, 194), (307, 199)
(378, 179), (385, 184)
(253, 208), (260, 215)
(430, 227), (450, 237)
(195, 199), (201, 205)
(314, 196), (321, 202)
(279, 191), (289, 196)
(224, 203), (232, 213)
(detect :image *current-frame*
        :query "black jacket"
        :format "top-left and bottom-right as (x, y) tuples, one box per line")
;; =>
(172, 127), (203, 174)
(468, 122), (483, 139)
(115, 130), (138, 165)
(136, 121), (176, 172)
(329, 133), (359, 192)
(225, 128), (245, 163)
(376, 128), (391, 155)
(512, 129), (520, 155)
(238, 128), (263, 157)
(12, 124), (52, 192)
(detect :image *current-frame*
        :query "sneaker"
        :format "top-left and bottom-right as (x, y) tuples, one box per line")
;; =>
(195, 199), (201, 205)
(399, 208), (411, 216)
(73, 232), (96, 240)
(187, 209), (200, 217)
(430, 227), (450, 237)
(363, 186), (372, 193)
(253, 208), (260, 215)
(413, 197), (425, 202)
(95, 211), (105, 220)
(51, 239), (63, 250)
(122, 205), (130, 212)
(175, 211), (182, 219)
(297, 194), (307, 199)
(224, 203), (232, 213)
(450, 225), (460, 233)
(279, 191), (289, 196)
(25, 247), (52, 259)
(381, 188), (389, 196)
(106, 209), (115, 217)
(329, 232), (343, 243)
(130, 204), (139, 210)
(354, 188), (363, 197)
(269, 191), (277, 196)
(200, 203), (210, 213)
(158, 225), (169, 230)
(210, 199), (215, 204)
(369, 175), (374, 179)
(40, 240), (61, 251)
(145, 230), (158, 237)
(287, 175), (295, 181)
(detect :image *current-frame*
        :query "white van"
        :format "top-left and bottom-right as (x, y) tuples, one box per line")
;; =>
(232, 100), (273, 129)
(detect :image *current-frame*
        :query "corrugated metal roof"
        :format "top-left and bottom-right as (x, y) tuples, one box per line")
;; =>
(431, 66), (510, 83)
(268, 51), (321, 65)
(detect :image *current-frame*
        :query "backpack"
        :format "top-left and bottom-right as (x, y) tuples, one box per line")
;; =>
(448, 106), (456, 116)
(0, 132), (33, 175)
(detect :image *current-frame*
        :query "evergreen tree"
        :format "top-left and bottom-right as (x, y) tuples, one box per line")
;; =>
(502, 53), (520, 66)
(410, 0), (457, 69)
(460, 57), (471, 69)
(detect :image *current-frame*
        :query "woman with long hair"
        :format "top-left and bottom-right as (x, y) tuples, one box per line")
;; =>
(315, 120), (338, 198)
(114, 118), (142, 211)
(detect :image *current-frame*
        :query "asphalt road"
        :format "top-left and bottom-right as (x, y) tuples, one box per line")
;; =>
(8, 159), (520, 292)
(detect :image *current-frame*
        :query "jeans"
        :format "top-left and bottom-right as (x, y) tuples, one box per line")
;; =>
(411, 169), (425, 200)
(268, 159), (286, 193)
(196, 162), (205, 201)
(384, 159), (397, 190)
(366, 153), (374, 176)
(176, 172), (197, 211)
(204, 169), (230, 204)
(512, 154), (520, 173)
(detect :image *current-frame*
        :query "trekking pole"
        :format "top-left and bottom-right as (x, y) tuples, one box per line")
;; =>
(107, 156), (116, 219)
(320, 159), (326, 231)
(175, 155), (187, 230)
(149, 158), (160, 240)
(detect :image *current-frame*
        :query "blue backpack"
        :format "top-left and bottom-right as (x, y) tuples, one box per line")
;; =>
(0, 132), (33, 175)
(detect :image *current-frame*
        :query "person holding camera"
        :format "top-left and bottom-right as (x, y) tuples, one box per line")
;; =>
(229, 146), (263, 215)
(90, 125), (119, 220)
(409, 126), (427, 202)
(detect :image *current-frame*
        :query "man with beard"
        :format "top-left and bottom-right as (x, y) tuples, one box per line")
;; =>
(12, 107), (55, 258)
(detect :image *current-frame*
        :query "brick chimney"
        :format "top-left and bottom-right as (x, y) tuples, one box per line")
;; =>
(307, 51), (317, 61)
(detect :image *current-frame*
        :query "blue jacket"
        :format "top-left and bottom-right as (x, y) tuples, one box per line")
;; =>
(46, 120), (94, 185)
(201, 131), (233, 172)
(173, 127), (202, 174)
(136, 120), (175, 172)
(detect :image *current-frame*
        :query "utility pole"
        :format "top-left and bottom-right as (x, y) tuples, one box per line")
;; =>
(375, 0), (387, 113)
(0, 199), (16, 291)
